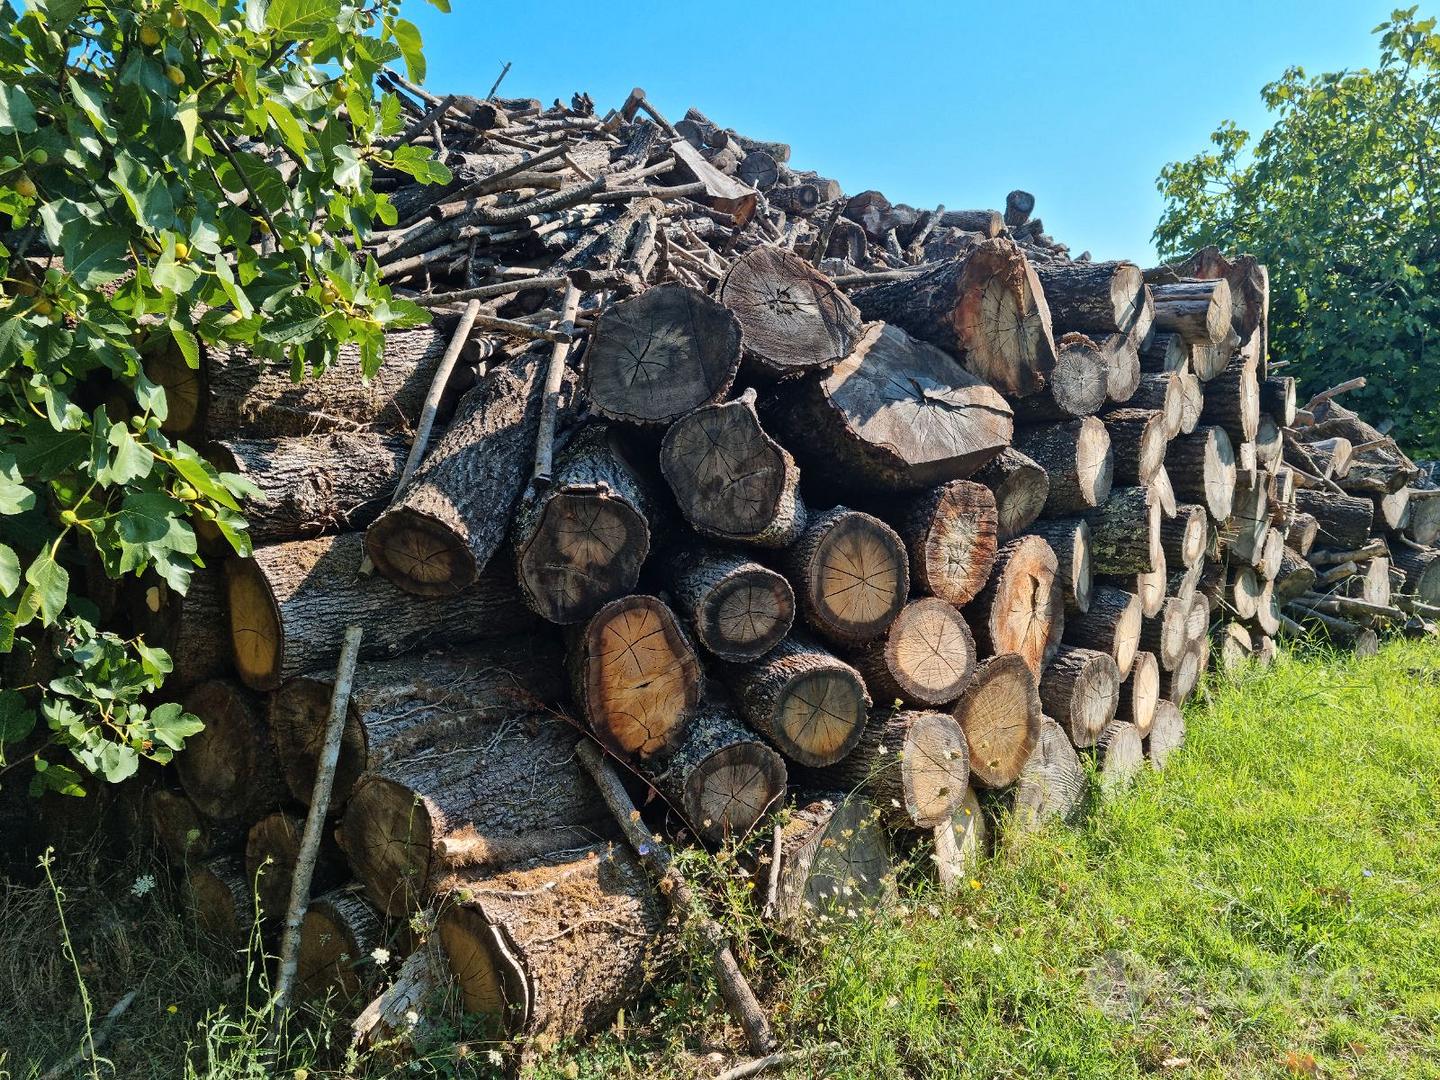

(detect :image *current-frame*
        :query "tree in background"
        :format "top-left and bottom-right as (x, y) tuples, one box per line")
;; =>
(1155, 7), (1439, 455)
(0, 0), (447, 796)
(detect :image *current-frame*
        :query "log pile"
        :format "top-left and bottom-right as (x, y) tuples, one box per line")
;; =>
(127, 74), (1436, 1053)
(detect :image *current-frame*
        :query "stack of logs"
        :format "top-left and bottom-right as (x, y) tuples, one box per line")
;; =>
(123, 75), (1440, 1051)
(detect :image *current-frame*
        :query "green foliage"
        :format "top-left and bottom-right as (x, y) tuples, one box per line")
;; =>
(0, 0), (449, 794)
(1155, 8), (1440, 455)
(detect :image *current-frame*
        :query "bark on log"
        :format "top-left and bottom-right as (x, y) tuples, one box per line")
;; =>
(666, 548), (795, 662)
(226, 532), (535, 691)
(767, 321), (1013, 493)
(1097, 332), (1143, 404)
(185, 855), (256, 945)
(438, 844), (667, 1038)
(660, 389), (806, 549)
(975, 447), (1050, 539)
(1287, 512), (1319, 555)
(1139, 331), (1187, 374)
(784, 507), (909, 646)
(1015, 417), (1113, 517)
(951, 653), (1042, 788)
(1009, 334), (1107, 423)
(1150, 279), (1232, 346)
(722, 635), (871, 767)
(1126, 372), (1184, 439)
(1294, 489), (1375, 551)
(1085, 487), (1160, 575)
(1033, 261), (1148, 338)
(851, 238), (1058, 396)
(717, 247), (863, 377)
(569, 595), (702, 761)
(1159, 640), (1205, 707)
(1274, 546), (1318, 604)
(883, 480), (998, 607)
(1261, 375), (1297, 427)
(511, 424), (659, 625)
(1102, 408), (1169, 486)
(1139, 592), (1192, 671)
(584, 283), (741, 424)
(150, 789), (243, 863)
(1117, 650), (1159, 736)
(1392, 543), (1440, 605)
(848, 597), (976, 708)
(1024, 517), (1092, 614)
(1011, 718), (1086, 830)
(1061, 584), (1142, 679)
(1095, 720), (1145, 795)
(1176, 367), (1204, 435)
(341, 710), (608, 914)
(769, 794), (894, 928)
(969, 535), (1063, 677)
(176, 680), (285, 822)
(1160, 503), (1207, 569)
(129, 569), (230, 693)
(246, 809), (347, 926)
(1039, 646), (1120, 748)
(1165, 426), (1236, 523)
(1199, 358), (1260, 444)
(366, 346), (570, 597)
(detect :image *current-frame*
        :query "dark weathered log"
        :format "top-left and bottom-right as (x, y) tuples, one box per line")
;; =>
(1011, 719), (1086, 830)
(1139, 331), (1187, 374)
(342, 710), (608, 915)
(769, 794), (893, 928)
(1159, 503), (1207, 569)
(1033, 261), (1148, 338)
(767, 182), (820, 215)
(666, 548), (795, 662)
(660, 389), (806, 549)
(1273, 546), (1318, 604)
(849, 597), (976, 708)
(512, 424), (659, 624)
(584, 283), (740, 425)
(1025, 517), (1092, 614)
(1287, 511), (1320, 555)
(1165, 426), (1236, 523)
(671, 139), (759, 224)
(641, 696), (787, 843)
(366, 347), (570, 597)
(1199, 358), (1260, 444)
(1392, 543), (1440, 605)
(226, 532), (535, 691)
(150, 789), (243, 863)
(767, 322), (1012, 493)
(801, 709), (970, 829)
(176, 680), (284, 822)
(295, 888), (388, 1004)
(214, 430), (410, 547)
(1102, 408), (1169, 486)
(1261, 375), (1297, 427)
(717, 247), (863, 377)
(722, 635), (870, 767)
(129, 569), (230, 693)
(1084, 487), (1160, 576)
(1039, 645), (1120, 748)
(851, 238), (1058, 396)
(951, 653), (1042, 789)
(1125, 372), (1184, 439)
(1294, 488), (1375, 551)
(438, 844), (667, 1037)
(970, 535), (1063, 677)
(185, 855), (256, 945)
(877, 480), (998, 610)
(1015, 417), (1113, 517)
(784, 507), (909, 646)
(1150, 279), (1232, 346)
(1061, 584), (1142, 679)
(1117, 650), (1159, 736)
(1146, 699), (1185, 767)
(938, 208), (1003, 235)
(1004, 190), (1035, 227)
(975, 447), (1050, 539)
(569, 594), (702, 761)
(1010, 334), (1107, 422)
(1406, 492), (1440, 546)
(738, 149), (779, 190)
(246, 809), (347, 927)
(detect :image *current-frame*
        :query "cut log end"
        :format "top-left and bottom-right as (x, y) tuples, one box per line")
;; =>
(952, 654), (1042, 788)
(792, 509), (909, 646)
(364, 511), (476, 598)
(225, 558), (283, 690)
(516, 486), (650, 626)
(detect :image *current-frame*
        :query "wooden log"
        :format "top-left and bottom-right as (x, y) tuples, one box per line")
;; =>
(1140, 590), (1193, 671)
(1287, 512), (1319, 555)
(1015, 417), (1113, 516)
(1117, 650), (1159, 736)
(1199, 358), (1260, 444)
(1274, 546), (1318, 604)
(738, 149), (779, 189)
(1097, 332), (1143, 404)
(150, 789), (243, 863)
(1165, 426), (1236, 523)
(1128, 542), (1170, 619)
(1261, 375), (1297, 427)
(1024, 517), (1092, 614)
(1102, 407), (1169, 486)
(716, 247), (863, 377)
(1126, 372), (1184, 440)
(1159, 641), (1204, 706)
(1011, 718), (1086, 830)
(1039, 645), (1120, 748)
(569, 594), (702, 761)
(849, 597), (976, 708)
(1085, 487), (1160, 575)
(185, 855), (256, 945)
(1175, 367), (1203, 435)
(769, 794), (894, 928)
(214, 431), (410, 547)
(511, 423), (659, 625)
(671, 139), (759, 224)
(341, 710), (608, 915)
(1146, 699), (1184, 768)
(1159, 503), (1207, 569)
(933, 786), (989, 890)
(1374, 486), (1411, 531)
(129, 569), (230, 693)
(641, 696), (788, 843)
(970, 535), (1063, 677)
(296, 888), (388, 1003)
(1392, 543), (1440, 605)
(851, 238), (1058, 396)
(784, 507), (909, 646)
(1406, 492), (1440, 546)
(1257, 527), (1287, 581)
(1151, 279), (1232, 346)
(1061, 584), (1142, 679)
(884, 480), (998, 607)
(351, 943), (445, 1054)
(666, 549), (795, 662)
(438, 844), (667, 1037)
(1094, 720), (1145, 795)
(1033, 261), (1148, 338)
(246, 809), (347, 926)
(1139, 331), (1187, 374)
(176, 680), (284, 823)
(951, 653), (1042, 789)
(799, 710), (970, 829)
(660, 389), (806, 549)
(938, 208), (1004, 235)
(1009, 334), (1108, 422)
(974, 447), (1050, 539)
(767, 321), (1013, 493)
(1294, 488), (1375, 551)
(722, 636), (871, 767)
(365, 346), (568, 597)
(584, 283), (740, 425)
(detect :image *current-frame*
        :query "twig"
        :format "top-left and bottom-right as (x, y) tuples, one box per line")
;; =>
(486, 61), (513, 100)
(533, 282), (583, 485)
(713, 1042), (841, 1080)
(831, 267), (926, 286)
(389, 94), (455, 148)
(1306, 376), (1366, 412)
(473, 311), (574, 343)
(574, 741), (777, 1056)
(414, 276), (569, 308)
(273, 626), (364, 1020)
(761, 823), (783, 920)
(39, 991), (137, 1080)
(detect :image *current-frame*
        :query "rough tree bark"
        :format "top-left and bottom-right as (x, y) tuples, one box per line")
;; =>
(1015, 417), (1113, 517)
(665, 548), (795, 662)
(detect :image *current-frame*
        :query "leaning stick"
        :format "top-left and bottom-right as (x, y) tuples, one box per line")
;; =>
(1306, 377), (1366, 412)
(485, 60), (512, 100)
(575, 740), (777, 1056)
(533, 282), (583, 485)
(273, 625), (364, 1019)
(713, 1042), (842, 1080)
(39, 991), (137, 1080)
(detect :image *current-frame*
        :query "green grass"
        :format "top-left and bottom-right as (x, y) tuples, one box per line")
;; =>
(4, 639), (1440, 1079)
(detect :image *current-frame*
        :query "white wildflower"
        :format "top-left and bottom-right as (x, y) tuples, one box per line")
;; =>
(404, 1009), (419, 1027)
(131, 873), (156, 898)
(370, 946), (391, 965)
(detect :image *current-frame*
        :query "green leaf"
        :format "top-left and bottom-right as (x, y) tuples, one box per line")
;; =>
(0, 544), (18, 598)
(424, 0), (451, 10)
(170, 445), (240, 511)
(134, 641), (173, 681)
(33, 0), (87, 28)
(100, 422), (154, 486)
(0, 84), (36, 134)
(389, 144), (451, 186)
(115, 491), (185, 545)
(149, 701), (204, 750)
(168, 322), (200, 369)
(33, 760), (86, 797)
(176, 94), (200, 161)
(0, 689), (35, 743)
(391, 18), (425, 83)
(24, 549), (68, 626)
(0, 455), (35, 515)
(264, 99), (308, 159)
(266, 0), (341, 40)
(260, 297), (326, 345)
(69, 80), (117, 141)
(12, 427), (88, 480)
(332, 144), (362, 191)
(245, 0), (270, 32)
(64, 226), (131, 288)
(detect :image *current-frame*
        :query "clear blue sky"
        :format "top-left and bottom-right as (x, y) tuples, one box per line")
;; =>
(405, 0), (1409, 263)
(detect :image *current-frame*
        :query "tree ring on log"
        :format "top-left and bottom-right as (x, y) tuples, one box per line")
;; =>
(793, 509), (909, 645)
(682, 739), (787, 843)
(704, 569), (794, 661)
(515, 488), (650, 625)
(226, 558), (283, 689)
(718, 247), (863, 375)
(868, 597), (977, 707)
(952, 654), (1042, 788)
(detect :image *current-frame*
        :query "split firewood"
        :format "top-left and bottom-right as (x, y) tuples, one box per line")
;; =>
(970, 535), (1063, 676)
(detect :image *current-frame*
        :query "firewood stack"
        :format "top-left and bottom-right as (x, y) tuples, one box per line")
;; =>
(130, 74), (1436, 1046)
